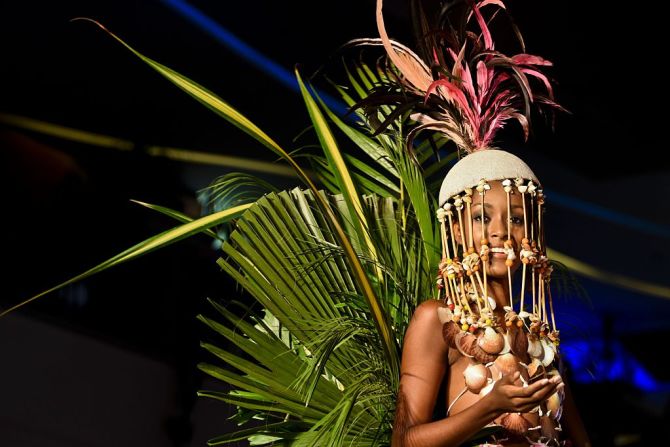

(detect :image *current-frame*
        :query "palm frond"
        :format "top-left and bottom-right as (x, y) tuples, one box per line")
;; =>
(198, 186), (440, 445)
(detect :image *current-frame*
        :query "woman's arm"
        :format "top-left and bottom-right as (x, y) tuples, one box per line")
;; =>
(392, 300), (562, 447)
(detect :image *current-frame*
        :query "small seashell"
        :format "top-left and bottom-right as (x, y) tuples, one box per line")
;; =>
(498, 331), (511, 355)
(442, 321), (460, 348)
(472, 345), (498, 364)
(518, 185), (528, 193)
(443, 202), (452, 211)
(527, 358), (543, 378)
(502, 179), (512, 187)
(500, 412), (533, 434)
(509, 326), (529, 363)
(478, 327), (505, 354)
(495, 353), (520, 376)
(478, 379), (495, 397)
(464, 363), (491, 393)
(540, 338), (556, 366)
(487, 297), (497, 310)
(527, 334), (544, 359)
(437, 306), (453, 323)
(545, 388), (564, 421)
(454, 332), (475, 358)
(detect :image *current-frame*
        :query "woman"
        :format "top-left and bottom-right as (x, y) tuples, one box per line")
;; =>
(367, 1), (591, 442)
(392, 151), (591, 446)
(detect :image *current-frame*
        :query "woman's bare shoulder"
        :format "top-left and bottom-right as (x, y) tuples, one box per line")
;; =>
(411, 299), (447, 323)
(403, 299), (450, 368)
(406, 299), (448, 339)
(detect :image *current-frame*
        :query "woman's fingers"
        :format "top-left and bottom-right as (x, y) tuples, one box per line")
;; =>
(515, 375), (562, 396)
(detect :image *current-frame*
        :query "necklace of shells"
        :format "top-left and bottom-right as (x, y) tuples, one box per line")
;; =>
(435, 178), (566, 446)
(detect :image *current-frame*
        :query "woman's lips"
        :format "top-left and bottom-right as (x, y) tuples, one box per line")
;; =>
(489, 247), (507, 258)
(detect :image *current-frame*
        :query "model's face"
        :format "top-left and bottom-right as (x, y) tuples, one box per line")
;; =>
(454, 181), (526, 278)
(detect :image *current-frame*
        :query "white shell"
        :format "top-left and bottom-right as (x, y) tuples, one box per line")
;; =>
(499, 331), (512, 355)
(478, 379), (495, 397)
(437, 306), (453, 324)
(527, 336), (544, 358)
(464, 363), (491, 393)
(540, 339), (556, 367)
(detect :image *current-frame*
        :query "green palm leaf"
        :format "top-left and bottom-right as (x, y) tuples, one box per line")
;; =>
(198, 187), (437, 445)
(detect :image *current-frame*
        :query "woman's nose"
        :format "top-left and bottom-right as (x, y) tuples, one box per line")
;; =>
(487, 215), (508, 240)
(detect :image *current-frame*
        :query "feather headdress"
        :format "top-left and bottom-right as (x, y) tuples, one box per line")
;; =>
(367, 0), (561, 156)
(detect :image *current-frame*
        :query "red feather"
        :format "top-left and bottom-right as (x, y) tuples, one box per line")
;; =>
(370, 0), (561, 153)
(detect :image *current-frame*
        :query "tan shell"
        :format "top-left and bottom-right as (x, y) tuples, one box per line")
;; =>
(472, 345), (498, 364)
(478, 327), (505, 354)
(454, 332), (475, 358)
(442, 321), (460, 348)
(500, 412), (533, 434)
(527, 358), (544, 378)
(494, 353), (520, 376)
(527, 334), (544, 358)
(545, 388), (564, 421)
(510, 327), (529, 363)
(464, 363), (491, 394)
(540, 338), (556, 366)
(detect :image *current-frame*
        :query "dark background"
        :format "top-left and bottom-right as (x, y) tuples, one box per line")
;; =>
(1, 1), (669, 446)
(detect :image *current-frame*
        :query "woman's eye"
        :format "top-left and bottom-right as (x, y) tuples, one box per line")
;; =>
(474, 214), (489, 223)
(510, 216), (524, 225)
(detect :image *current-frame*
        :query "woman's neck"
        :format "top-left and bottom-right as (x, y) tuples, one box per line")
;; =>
(486, 277), (510, 312)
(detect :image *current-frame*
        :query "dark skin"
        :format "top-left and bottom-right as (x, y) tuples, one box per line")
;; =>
(392, 182), (591, 447)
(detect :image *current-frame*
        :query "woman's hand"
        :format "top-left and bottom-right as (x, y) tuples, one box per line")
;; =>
(485, 371), (563, 414)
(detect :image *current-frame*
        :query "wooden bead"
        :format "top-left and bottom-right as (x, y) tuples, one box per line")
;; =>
(468, 247), (476, 254)
(481, 255), (489, 262)
(506, 320), (513, 327)
(522, 238), (529, 244)
(481, 239), (488, 245)
(516, 319), (524, 327)
(462, 323), (470, 331)
(505, 259), (514, 267)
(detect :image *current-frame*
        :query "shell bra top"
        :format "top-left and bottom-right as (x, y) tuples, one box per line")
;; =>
(438, 301), (566, 446)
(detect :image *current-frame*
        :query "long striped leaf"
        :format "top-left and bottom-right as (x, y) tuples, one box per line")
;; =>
(296, 71), (399, 380)
(1, 203), (250, 317)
